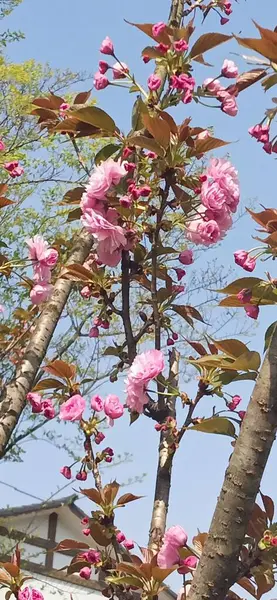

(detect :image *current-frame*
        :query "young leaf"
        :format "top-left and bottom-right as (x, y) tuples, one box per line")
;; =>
(235, 36), (277, 62)
(127, 135), (165, 156)
(89, 522), (112, 546)
(94, 143), (120, 165)
(32, 378), (67, 392)
(217, 277), (265, 295)
(43, 359), (76, 381)
(142, 113), (171, 149)
(117, 493), (143, 506)
(69, 107), (116, 133)
(264, 321), (277, 352)
(188, 136), (229, 157)
(189, 417), (236, 438)
(126, 21), (171, 46)
(60, 187), (85, 205)
(172, 305), (204, 326)
(0, 197), (15, 208)
(222, 350), (261, 372)
(260, 492), (274, 522)
(210, 338), (249, 359)
(67, 207), (82, 222)
(73, 90), (91, 104)
(55, 539), (89, 552)
(189, 32), (232, 59)
(103, 481), (120, 504)
(80, 488), (102, 504)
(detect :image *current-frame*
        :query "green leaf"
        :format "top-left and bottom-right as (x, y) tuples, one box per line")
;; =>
(69, 106), (116, 133)
(106, 575), (143, 588)
(0, 241), (8, 248)
(94, 143), (120, 165)
(190, 32), (232, 59)
(60, 187), (84, 205)
(262, 73), (277, 90)
(130, 411), (140, 425)
(103, 346), (121, 357)
(131, 96), (147, 131)
(264, 321), (277, 352)
(189, 417), (236, 438)
(222, 350), (261, 372)
(73, 90), (91, 104)
(217, 277), (265, 295)
(172, 304), (204, 326)
(67, 207), (82, 222)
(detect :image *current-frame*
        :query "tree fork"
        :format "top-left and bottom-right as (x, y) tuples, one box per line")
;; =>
(188, 325), (277, 600)
(0, 229), (93, 459)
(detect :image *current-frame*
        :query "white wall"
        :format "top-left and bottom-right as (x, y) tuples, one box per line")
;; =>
(0, 570), (103, 600)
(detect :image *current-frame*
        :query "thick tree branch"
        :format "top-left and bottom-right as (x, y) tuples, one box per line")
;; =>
(121, 250), (136, 363)
(188, 325), (277, 600)
(0, 229), (93, 459)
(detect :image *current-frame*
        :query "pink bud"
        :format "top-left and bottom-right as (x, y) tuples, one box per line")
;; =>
(156, 43), (169, 54)
(99, 60), (109, 74)
(263, 142), (272, 154)
(82, 528), (91, 536)
(234, 250), (256, 272)
(174, 268), (186, 281)
(172, 284), (185, 294)
(60, 466), (71, 479)
(120, 195), (132, 208)
(26, 392), (42, 414)
(81, 516), (89, 525)
(174, 39), (188, 52)
(100, 36), (114, 55)
(80, 285), (92, 299)
(179, 250), (193, 265)
(105, 456), (113, 463)
(237, 288), (252, 304)
(147, 74), (162, 91)
(89, 326), (99, 338)
(95, 431), (105, 444)
(220, 17), (229, 25)
(155, 423), (162, 431)
(178, 556), (199, 574)
(140, 185), (151, 197)
(112, 61), (129, 80)
(91, 394), (104, 411)
(104, 447), (114, 456)
(143, 55), (150, 64)
(123, 539), (134, 550)
(152, 22), (167, 38)
(123, 147), (133, 159)
(60, 102), (70, 114)
(93, 72), (109, 90)
(101, 320), (110, 329)
(167, 338), (174, 346)
(124, 162), (136, 172)
(145, 151), (157, 159)
(228, 395), (242, 411)
(172, 332), (179, 341)
(116, 532), (126, 543)
(76, 471), (87, 481)
(79, 567), (91, 580)
(238, 410), (246, 421)
(244, 304), (259, 320)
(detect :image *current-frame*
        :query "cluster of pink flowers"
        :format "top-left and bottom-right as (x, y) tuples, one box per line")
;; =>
(80, 159), (128, 267)
(157, 525), (188, 568)
(249, 123), (277, 155)
(219, 0), (232, 25)
(89, 315), (110, 338)
(186, 158), (239, 246)
(234, 250), (256, 272)
(27, 392), (56, 419)
(18, 588), (44, 600)
(116, 531), (134, 550)
(170, 73), (195, 104)
(59, 394), (86, 421)
(125, 349), (165, 413)
(26, 235), (58, 305)
(143, 21), (189, 67)
(79, 549), (102, 579)
(91, 392), (124, 426)
(203, 59), (239, 117)
(4, 159), (24, 178)
(93, 37), (130, 90)
(227, 394), (241, 411)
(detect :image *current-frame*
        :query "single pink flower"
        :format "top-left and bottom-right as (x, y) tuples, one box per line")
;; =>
(100, 36), (114, 55)
(244, 304), (259, 319)
(30, 283), (52, 305)
(59, 394), (86, 421)
(41, 399), (55, 419)
(82, 528), (91, 536)
(147, 74), (162, 91)
(0, 140), (6, 151)
(116, 532), (126, 543)
(228, 395), (242, 411)
(104, 394), (124, 426)
(221, 59), (238, 78)
(164, 525), (188, 547)
(170, 74), (195, 92)
(179, 250), (193, 265)
(123, 539), (134, 550)
(203, 78), (223, 94)
(126, 349), (164, 413)
(91, 394), (104, 411)
(85, 549), (101, 563)
(26, 392), (42, 414)
(157, 525), (187, 568)
(120, 195), (132, 208)
(146, 151), (157, 159)
(60, 102), (70, 115)
(195, 219), (221, 245)
(112, 62), (129, 79)
(174, 39), (188, 52)
(221, 94), (238, 117)
(152, 22), (167, 37)
(178, 556), (199, 574)
(167, 338), (174, 346)
(60, 466), (72, 479)
(201, 158), (239, 214)
(93, 72), (109, 90)
(4, 160), (24, 177)
(156, 42), (170, 54)
(99, 60), (109, 74)
(81, 208), (127, 267)
(89, 326), (99, 338)
(237, 288), (252, 303)
(41, 248), (58, 268)
(79, 567), (91, 580)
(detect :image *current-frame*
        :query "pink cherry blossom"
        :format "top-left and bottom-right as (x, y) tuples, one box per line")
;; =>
(126, 349), (164, 413)
(174, 39), (188, 52)
(99, 60), (109, 74)
(234, 250), (256, 271)
(81, 208), (127, 267)
(220, 16), (229, 25)
(41, 399), (55, 419)
(18, 589), (44, 600)
(178, 556), (199, 574)
(123, 539), (134, 550)
(237, 288), (252, 303)
(30, 283), (53, 305)
(174, 268), (186, 281)
(112, 62), (129, 79)
(249, 124), (269, 144)
(221, 59), (238, 78)
(4, 160), (24, 177)
(93, 72), (109, 90)
(100, 36), (114, 55)
(79, 567), (91, 580)
(164, 525), (188, 547)
(244, 304), (259, 319)
(201, 158), (240, 214)
(89, 326), (99, 338)
(157, 525), (187, 568)
(91, 394), (104, 411)
(203, 78), (223, 94)
(187, 218), (221, 246)
(59, 394), (86, 421)
(152, 22), (167, 37)
(221, 94), (238, 116)
(81, 160), (126, 210)
(104, 394), (124, 426)
(147, 74), (162, 91)
(116, 532), (126, 543)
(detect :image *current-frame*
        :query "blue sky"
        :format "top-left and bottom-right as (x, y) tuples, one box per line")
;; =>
(2, 0), (277, 593)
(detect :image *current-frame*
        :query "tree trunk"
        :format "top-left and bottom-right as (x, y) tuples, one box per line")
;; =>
(188, 325), (277, 600)
(0, 229), (93, 459)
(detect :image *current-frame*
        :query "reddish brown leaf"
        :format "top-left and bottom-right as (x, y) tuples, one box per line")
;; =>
(33, 378), (67, 392)
(0, 563), (19, 577)
(188, 136), (229, 157)
(142, 113), (171, 149)
(0, 184), (8, 196)
(43, 359), (76, 381)
(234, 68), (266, 93)
(190, 32), (232, 59)
(89, 521), (112, 546)
(247, 503), (267, 540)
(117, 493), (143, 506)
(185, 339), (207, 356)
(73, 90), (91, 104)
(260, 493), (274, 522)
(60, 187), (85, 205)
(235, 35), (277, 62)
(126, 21), (171, 46)
(0, 197), (15, 208)
(80, 488), (103, 504)
(158, 111), (178, 134)
(238, 577), (257, 598)
(55, 539), (89, 552)
(103, 481), (120, 504)
(61, 264), (94, 283)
